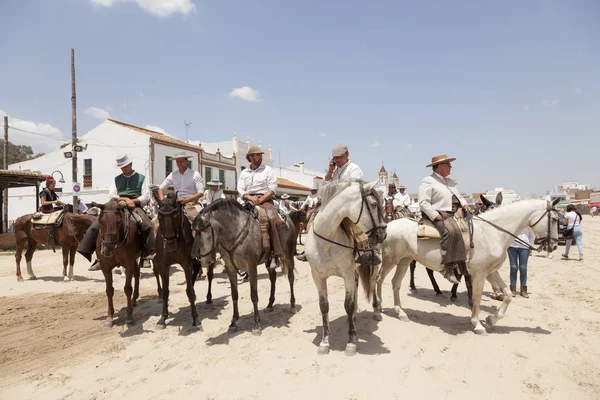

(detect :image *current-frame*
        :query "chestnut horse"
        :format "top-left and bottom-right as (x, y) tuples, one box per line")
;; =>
(288, 209), (308, 252)
(96, 199), (144, 328)
(14, 209), (95, 281)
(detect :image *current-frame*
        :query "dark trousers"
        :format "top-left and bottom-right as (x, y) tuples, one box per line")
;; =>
(77, 208), (155, 261)
(260, 201), (284, 257)
(431, 211), (466, 266)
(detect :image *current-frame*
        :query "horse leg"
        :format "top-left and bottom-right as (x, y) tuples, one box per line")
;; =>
(101, 267), (115, 328)
(123, 264), (135, 326)
(265, 257), (277, 312)
(206, 262), (214, 304)
(374, 262), (396, 320)
(343, 272), (358, 356)
(153, 260), (163, 302)
(486, 270), (512, 327)
(469, 273), (487, 335)
(61, 247), (70, 281)
(409, 260), (417, 291)
(156, 263), (170, 329)
(25, 239), (37, 280)
(68, 246), (76, 280)
(426, 267), (442, 295)
(391, 259), (411, 322)
(184, 260), (201, 329)
(450, 271), (461, 302)
(248, 266), (261, 336)
(15, 236), (27, 281)
(286, 257), (296, 313)
(225, 267), (240, 333)
(132, 259), (141, 307)
(311, 270), (330, 354)
(464, 274), (473, 308)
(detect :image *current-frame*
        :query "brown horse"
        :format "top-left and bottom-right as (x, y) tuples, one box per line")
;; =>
(96, 199), (144, 328)
(14, 209), (95, 282)
(288, 209), (308, 252)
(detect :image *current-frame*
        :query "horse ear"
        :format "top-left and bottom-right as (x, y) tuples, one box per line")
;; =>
(480, 194), (492, 207)
(495, 192), (503, 205)
(363, 180), (378, 192)
(551, 197), (561, 207)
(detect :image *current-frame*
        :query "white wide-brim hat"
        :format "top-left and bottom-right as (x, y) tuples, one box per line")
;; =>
(281, 193), (290, 199)
(168, 150), (194, 160)
(115, 154), (132, 168)
(208, 178), (222, 186)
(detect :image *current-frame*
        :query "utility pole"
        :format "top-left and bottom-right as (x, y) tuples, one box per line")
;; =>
(3, 116), (8, 233)
(71, 48), (78, 210)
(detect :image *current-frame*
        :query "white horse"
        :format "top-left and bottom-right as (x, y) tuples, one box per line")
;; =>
(374, 198), (560, 335)
(304, 180), (387, 356)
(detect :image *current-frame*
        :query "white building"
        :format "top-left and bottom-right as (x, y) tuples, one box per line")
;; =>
(482, 187), (519, 204)
(7, 119), (236, 221)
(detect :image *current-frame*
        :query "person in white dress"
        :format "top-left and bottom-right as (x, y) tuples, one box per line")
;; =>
(203, 178), (226, 206)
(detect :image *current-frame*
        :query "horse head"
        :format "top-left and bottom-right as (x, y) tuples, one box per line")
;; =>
(191, 209), (215, 264)
(98, 198), (128, 258)
(384, 198), (394, 222)
(360, 181), (387, 245)
(476, 192), (503, 215)
(530, 197), (560, 252)
(156, 192), (183, 252)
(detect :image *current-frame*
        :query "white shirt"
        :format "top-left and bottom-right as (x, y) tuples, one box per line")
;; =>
(324, 160), (363, 183)
(160, 168), (204, 199)
(77, 202), (88, 213)
(203, 189), (225, 205)
(237, 164), (277, 198)
(279, 201), (295, 214)
(509, 226), (536, 249)
(301, 193), (319, 209)
(398, 192), (411, 207)
(591, 207), (597, 213)
(565, 211), (581, 228)
(418, 172), (467, 221)
(108, 171), (151, 205)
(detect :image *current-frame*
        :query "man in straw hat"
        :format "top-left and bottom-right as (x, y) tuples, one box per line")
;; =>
(301, 183), (319, 212)
(397, 184), (411, 210)
(157, 151), (205, 226)
(202, 178), (226, 206)
(279, 193), (297, 215)
(78, 154), (155, 269)
(237, 145), (284, 266)
(418, 153), (472, 284)
(323, 143), (380, 267)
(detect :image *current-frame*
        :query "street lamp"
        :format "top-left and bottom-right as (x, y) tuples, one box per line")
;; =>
(51, 170), (66, 183)
(184, 120), (192, 142)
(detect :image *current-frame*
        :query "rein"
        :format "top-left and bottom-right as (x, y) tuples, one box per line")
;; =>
(100, 208), (131, 252)
(157, 205), (183, 243)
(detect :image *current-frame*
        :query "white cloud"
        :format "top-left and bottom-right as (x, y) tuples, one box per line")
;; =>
(404, 144), (413, 150)
(90, 0), (196, 17)
(524, 104), (531, 111)
(144, 125), (173, 137)
(84, 106), (110, 120)
(575, 88), (582, 94)
(0, 109), (68, 154)
(368, 141), (381, 148)
(541, 100), (559, 106)
(319, 132), (327, 138)
(229, 86), (261, 102)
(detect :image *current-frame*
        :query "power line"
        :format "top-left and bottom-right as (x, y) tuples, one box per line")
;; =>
(8, 126), (70, 142)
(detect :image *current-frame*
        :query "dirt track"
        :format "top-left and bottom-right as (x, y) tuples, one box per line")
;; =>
(1, 220), (600, 399)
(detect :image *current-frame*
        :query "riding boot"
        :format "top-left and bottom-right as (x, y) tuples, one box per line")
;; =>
(442, 264), (460, 284)
(77, 219), (101, 262)
(520, 285), (529, 298)
(88, 259), (101, 271)
(296, 252), (307, 262)
(510, 285), (517, 297)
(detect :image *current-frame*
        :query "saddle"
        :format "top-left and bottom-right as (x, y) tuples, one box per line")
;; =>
(417, 209), (472, 255)
(32, 209), (65, 228)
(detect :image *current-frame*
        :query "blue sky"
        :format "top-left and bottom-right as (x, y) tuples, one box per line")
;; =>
(1, 0), (599, 196)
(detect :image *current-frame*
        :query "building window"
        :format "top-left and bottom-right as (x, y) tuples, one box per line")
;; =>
(83, 159), (92, 187)
(219, 170), (225, 187)
(165, 156), (172, 177)
(205, 167), (212, 182)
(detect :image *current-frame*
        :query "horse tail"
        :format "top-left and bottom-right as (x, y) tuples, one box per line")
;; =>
(357, 262), (374, 301)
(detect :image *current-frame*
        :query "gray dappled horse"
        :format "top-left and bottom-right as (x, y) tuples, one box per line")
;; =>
(154, 193), (203, 330)
(191, 199), (297, 335)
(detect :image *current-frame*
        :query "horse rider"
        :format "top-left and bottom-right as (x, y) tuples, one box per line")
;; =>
(279, 193), (297, 215)
(237, 146), (284, 267)
(202, 178), (226, 206)
(39, 176), (64, 213)
(78, 154), (156, 269)
(418, 153), (472, 284)
(157, 151), (205, 227)
(397, 185), (411, 210)
(323, 144), (381, 267)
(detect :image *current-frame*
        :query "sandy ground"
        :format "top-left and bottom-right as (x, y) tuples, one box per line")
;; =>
(1, 219), (599, 400)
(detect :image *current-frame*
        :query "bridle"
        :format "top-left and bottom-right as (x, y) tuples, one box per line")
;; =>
(157, 205), (183, 246)
(100, 208), (130, 256)
(313, 183), (386, 250)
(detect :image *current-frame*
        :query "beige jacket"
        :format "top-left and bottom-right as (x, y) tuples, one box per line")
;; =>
(418, 172), (467, 221)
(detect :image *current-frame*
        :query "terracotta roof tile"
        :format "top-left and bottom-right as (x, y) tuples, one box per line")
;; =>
(276, 178), (311, 191)
(0, 169), (47, 180)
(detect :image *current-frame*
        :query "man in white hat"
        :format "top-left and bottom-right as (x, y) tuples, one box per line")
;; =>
(418, 153), (472, 284)
(323, 144), (363, 183)
(157, 151), (204, 226)
(301, 184), (319, 212)
(203, 178), (226, 206)
(237, 145), (283, 263)
(397, 184), (411, 210)
(278, 193), (297, 215)
(78, 154), (155, 268)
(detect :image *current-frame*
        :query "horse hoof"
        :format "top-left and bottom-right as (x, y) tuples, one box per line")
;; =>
(409, 287), (417, 292)
(192, 323), (203, 332)
(206, 299), (213, 305)
(290, 305), (297, 314)
(28, 275), (37, 280)
(435, 291), (443, 296)
(398, 314), (409, 322)
(450, 296), (457, 302)
(373, 313), (383, 321)
(474, 327), (488, 336)
(317, 344), (330, 355)
(126, 320), (135, 327)
(155, 323), (166, 330)
(228, 325), (238, 334)
(157, 298), (163, 304)
(133, 301), (137, 307)
(265, 306), (274, 313)
(252, 328), (262, 336)
(17, 276), (24, 282)
(344, 343), (357, 356)
(63, 276), (71, 282)
(103, 321), (113, 328)
(486, 315), (497, 327)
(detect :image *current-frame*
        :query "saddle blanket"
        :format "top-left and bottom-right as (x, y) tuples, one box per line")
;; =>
(32, 210), (64, 227)
(417, 214), (472, 257)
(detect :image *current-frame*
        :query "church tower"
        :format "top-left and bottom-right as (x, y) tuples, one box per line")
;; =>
(378, 163), (388, 187)
(391, 171), (399, 188)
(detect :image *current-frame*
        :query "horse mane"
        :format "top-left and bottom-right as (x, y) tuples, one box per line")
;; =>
(201, 198), (246, 215)
(319, 179), (360, 208)
(104, 198), (121, 211)
(159, 192), (179, 212)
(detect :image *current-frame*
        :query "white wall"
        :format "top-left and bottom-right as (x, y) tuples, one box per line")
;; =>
(201, 165), (237, 191)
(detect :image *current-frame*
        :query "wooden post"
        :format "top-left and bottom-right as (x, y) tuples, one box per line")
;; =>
(71, 48), (78, 209)
(3, 115), (8, 233)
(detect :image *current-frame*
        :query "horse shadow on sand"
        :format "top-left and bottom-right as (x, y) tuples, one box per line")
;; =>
(34, 275), (105, 283)
(205, 302), (304, 346)
(399, 307), (552, 336)
(406, 287), (498, 314)
(303, 311), (391, 356)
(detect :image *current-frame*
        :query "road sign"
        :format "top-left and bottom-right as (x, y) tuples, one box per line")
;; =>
(72, 182), (81, 197)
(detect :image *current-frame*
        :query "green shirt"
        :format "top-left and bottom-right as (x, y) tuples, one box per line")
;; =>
(114, 172), (145, 199)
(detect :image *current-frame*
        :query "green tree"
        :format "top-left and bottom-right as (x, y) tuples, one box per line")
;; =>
(0, 140), (44, 167)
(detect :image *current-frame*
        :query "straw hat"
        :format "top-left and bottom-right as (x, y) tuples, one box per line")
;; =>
(426, 154), (456, 167)
(208, 178), (222, 186)
(246, 146), (264, 156)
(168, 151), (193, 160)
(281, 193), (290, 199)
(115, 154), (132, 168)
